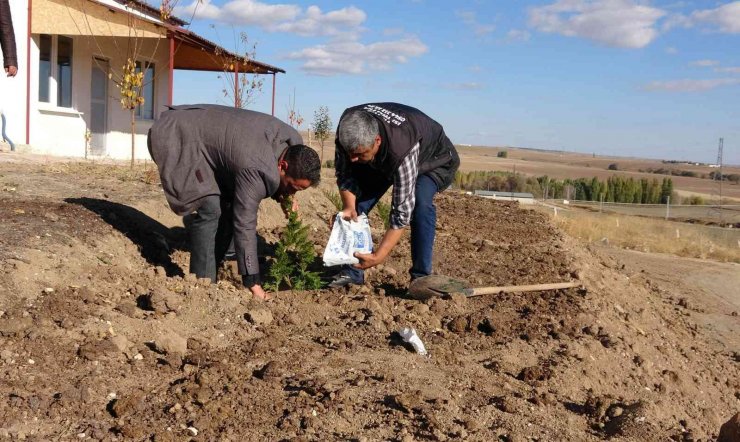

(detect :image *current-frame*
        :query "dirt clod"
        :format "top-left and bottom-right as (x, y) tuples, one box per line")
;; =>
(245, 309), (273, 326)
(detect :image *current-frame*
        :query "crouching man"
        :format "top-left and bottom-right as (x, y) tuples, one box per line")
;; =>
(148, 104), (321, 300)
(329, 102), (460, 288)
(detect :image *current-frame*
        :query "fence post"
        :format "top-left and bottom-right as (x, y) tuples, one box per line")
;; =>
(665, 196), (670, 220)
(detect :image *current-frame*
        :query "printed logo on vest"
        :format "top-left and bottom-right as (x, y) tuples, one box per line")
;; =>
(363, 105), (406, 127)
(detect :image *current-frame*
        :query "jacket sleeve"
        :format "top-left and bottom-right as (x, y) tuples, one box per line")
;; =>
(0, 0), (17, 68)
(232, 168), (268, 276)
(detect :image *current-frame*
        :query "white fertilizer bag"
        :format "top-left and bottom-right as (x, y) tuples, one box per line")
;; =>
(322, 213), (373, 267)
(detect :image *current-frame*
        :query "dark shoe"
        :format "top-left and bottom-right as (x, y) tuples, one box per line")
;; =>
(328, 273), (362, 288)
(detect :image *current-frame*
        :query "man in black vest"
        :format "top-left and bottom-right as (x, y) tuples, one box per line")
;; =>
(148, 104), (321, 300)
(329, 103), (460, 287)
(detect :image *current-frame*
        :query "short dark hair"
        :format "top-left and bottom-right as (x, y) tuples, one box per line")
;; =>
(283, 144), (321, 186)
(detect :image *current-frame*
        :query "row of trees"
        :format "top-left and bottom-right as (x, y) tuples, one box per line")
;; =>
(454, 170), (677, 204)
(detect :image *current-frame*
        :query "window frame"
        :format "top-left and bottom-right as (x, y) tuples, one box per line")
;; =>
(134, 60), (155, 120)
(37, 34), (74, 109)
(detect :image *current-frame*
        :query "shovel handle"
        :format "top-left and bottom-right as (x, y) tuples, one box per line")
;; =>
(469, 281), (580, 297)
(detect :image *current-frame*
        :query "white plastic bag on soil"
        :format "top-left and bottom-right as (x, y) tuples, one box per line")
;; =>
(322, 213), (373, 267)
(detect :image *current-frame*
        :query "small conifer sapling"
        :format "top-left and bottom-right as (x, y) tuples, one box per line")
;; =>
(264, 198), (322, 291)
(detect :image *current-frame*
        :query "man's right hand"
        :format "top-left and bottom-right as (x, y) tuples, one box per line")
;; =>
(5, 66), (17, 77)
(341, 207), (358, 222)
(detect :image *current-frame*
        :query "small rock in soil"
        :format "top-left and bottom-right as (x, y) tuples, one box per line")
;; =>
(447, 316), (469, 333)
(110, 391), (145, 418)
(245, 309), (273, 326)
(78, 339), (118, 361)
(43, 212), (60, 222)
(153, 332), (188, 356)
(142, 287), (181, 314)
(111, 335), (130, 353)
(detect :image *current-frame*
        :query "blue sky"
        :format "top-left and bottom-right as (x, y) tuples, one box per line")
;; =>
(171, 0), (740, 165)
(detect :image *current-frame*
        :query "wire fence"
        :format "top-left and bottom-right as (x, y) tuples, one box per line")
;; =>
(543, 199), (740, 225)
(533, 200), (740, 262)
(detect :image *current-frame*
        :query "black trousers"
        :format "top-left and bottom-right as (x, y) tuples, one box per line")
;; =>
(182, 195), (233, 282)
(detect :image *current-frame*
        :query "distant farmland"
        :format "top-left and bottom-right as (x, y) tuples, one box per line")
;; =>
(456, 146), (740, 201)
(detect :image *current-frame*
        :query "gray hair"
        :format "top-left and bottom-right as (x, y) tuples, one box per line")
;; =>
(338, 110), (379, 153)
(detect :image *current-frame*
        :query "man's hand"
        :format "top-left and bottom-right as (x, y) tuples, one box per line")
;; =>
(353, 251), (386, 270)
(5, 66), (17, 77)
(341, 207), (358, 222)
(249, 284), (272, 301)
(278, 195), (298, 219)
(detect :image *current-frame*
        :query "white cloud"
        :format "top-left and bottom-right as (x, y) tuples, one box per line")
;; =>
(286, 38), (429, 76)
(175, 0), (363, 37)
(175, 0), (300, 26)
(716, 66), (740, 74)
(506, 29), (531, 42)
(272, 5), (366, 37)
(665, 46), (678, 54)
(469, 65), (483, 73)
(444, 82), (485, 90)
(690, 59), (719, 67)
(457, 10), (496, 36)
(691, 2), (740, 33)
(176, 0), (429, 76)
(644, 78), (740, 92)
(528, 0), (666, 48)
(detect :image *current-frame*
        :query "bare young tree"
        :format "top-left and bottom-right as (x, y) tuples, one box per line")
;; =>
(286, 89), (303, 129)
(312, 106), (331, 166)
(215, 30), (264, 109)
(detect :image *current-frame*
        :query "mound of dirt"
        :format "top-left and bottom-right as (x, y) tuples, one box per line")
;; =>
(0, 162), (737, 441)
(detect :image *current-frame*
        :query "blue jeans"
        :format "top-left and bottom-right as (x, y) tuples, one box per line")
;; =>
(342, 174), (439, 283)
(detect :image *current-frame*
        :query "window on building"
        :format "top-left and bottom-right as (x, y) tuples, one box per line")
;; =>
(135, 61), (155, 120)
(38, 35), (51, 103)
(57, 36), (73, 108)
(38, 34), (74, 108)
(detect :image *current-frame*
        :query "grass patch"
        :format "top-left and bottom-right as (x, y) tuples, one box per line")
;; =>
(323, 190), (342, 211)
(551, 210), (740, 263)
(376, 200), (391, 230)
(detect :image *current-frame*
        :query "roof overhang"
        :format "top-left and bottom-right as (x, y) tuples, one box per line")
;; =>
(31, 0), (285, 74)
(170, 28), (285, 74)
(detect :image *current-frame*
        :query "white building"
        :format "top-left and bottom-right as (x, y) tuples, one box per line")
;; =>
(474, 190), (535, 205)
(0, 0), (284, 160)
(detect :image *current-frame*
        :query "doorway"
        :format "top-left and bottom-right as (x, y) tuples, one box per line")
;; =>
(90, 58), (109, 156)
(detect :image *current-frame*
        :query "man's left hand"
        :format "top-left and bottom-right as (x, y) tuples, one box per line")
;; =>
(353, 251), (386, 270)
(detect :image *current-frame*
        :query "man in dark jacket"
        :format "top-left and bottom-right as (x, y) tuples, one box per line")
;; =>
(148, 104), (321, 300)
(0, 0), (17, 77)
(329, 102), (459, 287)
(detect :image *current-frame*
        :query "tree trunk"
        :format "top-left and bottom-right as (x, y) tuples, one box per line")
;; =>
(130, 109), (135, 168)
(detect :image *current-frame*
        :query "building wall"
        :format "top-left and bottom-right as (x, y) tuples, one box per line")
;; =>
(25, 33), (169, 160)
(0, 0), (29, 146)
(477, 195), (535, 205)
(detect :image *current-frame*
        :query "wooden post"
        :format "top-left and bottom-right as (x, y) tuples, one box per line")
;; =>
(665, 196), (670, 220)
(168, 34), (174, 106)
(271, 73), (276, 116)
